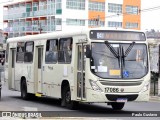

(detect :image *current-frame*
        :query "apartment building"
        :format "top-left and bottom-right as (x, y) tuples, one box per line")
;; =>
(3, 0), (141, 38)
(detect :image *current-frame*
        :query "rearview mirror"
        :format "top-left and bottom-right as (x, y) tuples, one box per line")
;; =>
(85, 45), (91, 58)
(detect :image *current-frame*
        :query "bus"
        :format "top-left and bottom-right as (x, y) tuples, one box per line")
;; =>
(5, 28), (150, 110)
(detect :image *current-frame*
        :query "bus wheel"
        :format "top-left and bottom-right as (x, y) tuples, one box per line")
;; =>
(0, 88), (1, 100)
(111, 102), (125, 110)
(21, 80), (29, 100)
(62, 85), (78, 109)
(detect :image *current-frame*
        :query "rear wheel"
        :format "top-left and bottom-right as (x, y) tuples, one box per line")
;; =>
(0, 88), (1, 100)
(61, 85), (78, 109)
(21, 80), (29, 100)
(111, 102), (125, 110)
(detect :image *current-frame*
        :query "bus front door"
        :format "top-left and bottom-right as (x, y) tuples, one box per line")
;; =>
(37, 47), (44, 94)
(77, 44), (86, 100)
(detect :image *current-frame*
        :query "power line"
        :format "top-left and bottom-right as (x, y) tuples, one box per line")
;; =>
(140, 6), (160, 12)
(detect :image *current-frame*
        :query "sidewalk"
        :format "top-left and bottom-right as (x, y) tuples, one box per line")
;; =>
(149, 95), (160, 102)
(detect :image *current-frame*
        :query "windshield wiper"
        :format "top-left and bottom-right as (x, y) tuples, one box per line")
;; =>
(104, 41), (119, 58)
(124, 42), (135, 57)
(104, 41), (120, 67)
(122, 42), (135, 67)
(104, 41), (135, 68)
(122, 46), (125, 67)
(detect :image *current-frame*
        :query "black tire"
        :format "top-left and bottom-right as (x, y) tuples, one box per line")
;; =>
(0, 89), (1, 101)
(21, 80), (29, 100)
(111, 102), (125, 110)
(61, 85), (78, 110)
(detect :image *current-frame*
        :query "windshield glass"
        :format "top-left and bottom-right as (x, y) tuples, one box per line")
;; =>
(91, 43), (148, 79)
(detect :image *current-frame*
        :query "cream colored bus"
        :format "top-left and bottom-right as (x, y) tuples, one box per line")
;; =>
(5, 28), (150, 110)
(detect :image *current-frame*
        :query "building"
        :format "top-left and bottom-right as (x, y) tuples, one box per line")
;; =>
(3, 0), (141, 38)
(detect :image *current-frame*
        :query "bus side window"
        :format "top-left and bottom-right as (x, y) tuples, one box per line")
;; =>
(16, 42), (25, 62)
(45, 39), (58, 63)
(24, 41), (34, 63)
(58, 38), (72, 63)
(58, 39), (65, 63)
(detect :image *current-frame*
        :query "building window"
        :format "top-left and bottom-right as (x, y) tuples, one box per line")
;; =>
(89, 1), (105, 12)
(56, 18), (62, 25)
(66, 19), (85, 26)
(24, 41), (34, 62)
(16, 42), (25, 62)
(56, 0), (62, 14)
(108, 3), (122, 14)
(108, 21), (122, 28)
(45, 39), (58, 63)
(58, 38), (73, 63)
(126, 22), (138, 29)
(88, 20), (105, 27)
(126, 5), (138, 15)
(66, 0), (85, 10)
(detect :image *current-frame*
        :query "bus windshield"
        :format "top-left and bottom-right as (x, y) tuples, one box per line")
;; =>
(91, 42), (148, 79)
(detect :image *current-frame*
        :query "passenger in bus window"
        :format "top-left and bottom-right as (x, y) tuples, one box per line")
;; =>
(47, 40), (57, 63)
(51, 40), (58, 62)
(64, 39), (72, 63)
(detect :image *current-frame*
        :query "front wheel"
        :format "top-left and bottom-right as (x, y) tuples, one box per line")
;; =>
(111, 102), (125, 110)
(61, 85), (78, 109)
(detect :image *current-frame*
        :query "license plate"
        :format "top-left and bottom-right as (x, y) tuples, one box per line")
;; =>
(116, 98), (128, 102)
(105, 87), (119, 93)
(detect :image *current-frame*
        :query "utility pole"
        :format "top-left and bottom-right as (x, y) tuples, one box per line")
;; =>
(96, 15), (100, 27)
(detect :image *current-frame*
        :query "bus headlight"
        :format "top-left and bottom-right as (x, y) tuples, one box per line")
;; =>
(141, 82), (150, 92)
(89, 80), (102, 92)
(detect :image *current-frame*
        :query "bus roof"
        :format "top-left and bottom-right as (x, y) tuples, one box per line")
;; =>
(7, 28), (144, 43)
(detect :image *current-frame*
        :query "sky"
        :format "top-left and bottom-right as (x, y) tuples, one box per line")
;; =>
(0, 0), (160, 31)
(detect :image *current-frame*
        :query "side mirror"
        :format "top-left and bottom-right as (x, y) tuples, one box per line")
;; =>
(85, 45), (91, 58)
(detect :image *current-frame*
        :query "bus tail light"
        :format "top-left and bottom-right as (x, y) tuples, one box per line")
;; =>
(89, 80), (102, 92)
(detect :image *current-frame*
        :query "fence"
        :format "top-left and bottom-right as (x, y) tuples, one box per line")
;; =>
(150, 81), (158, 95)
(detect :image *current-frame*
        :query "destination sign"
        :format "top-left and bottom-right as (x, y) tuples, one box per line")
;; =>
(90, 30), (146, 41)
